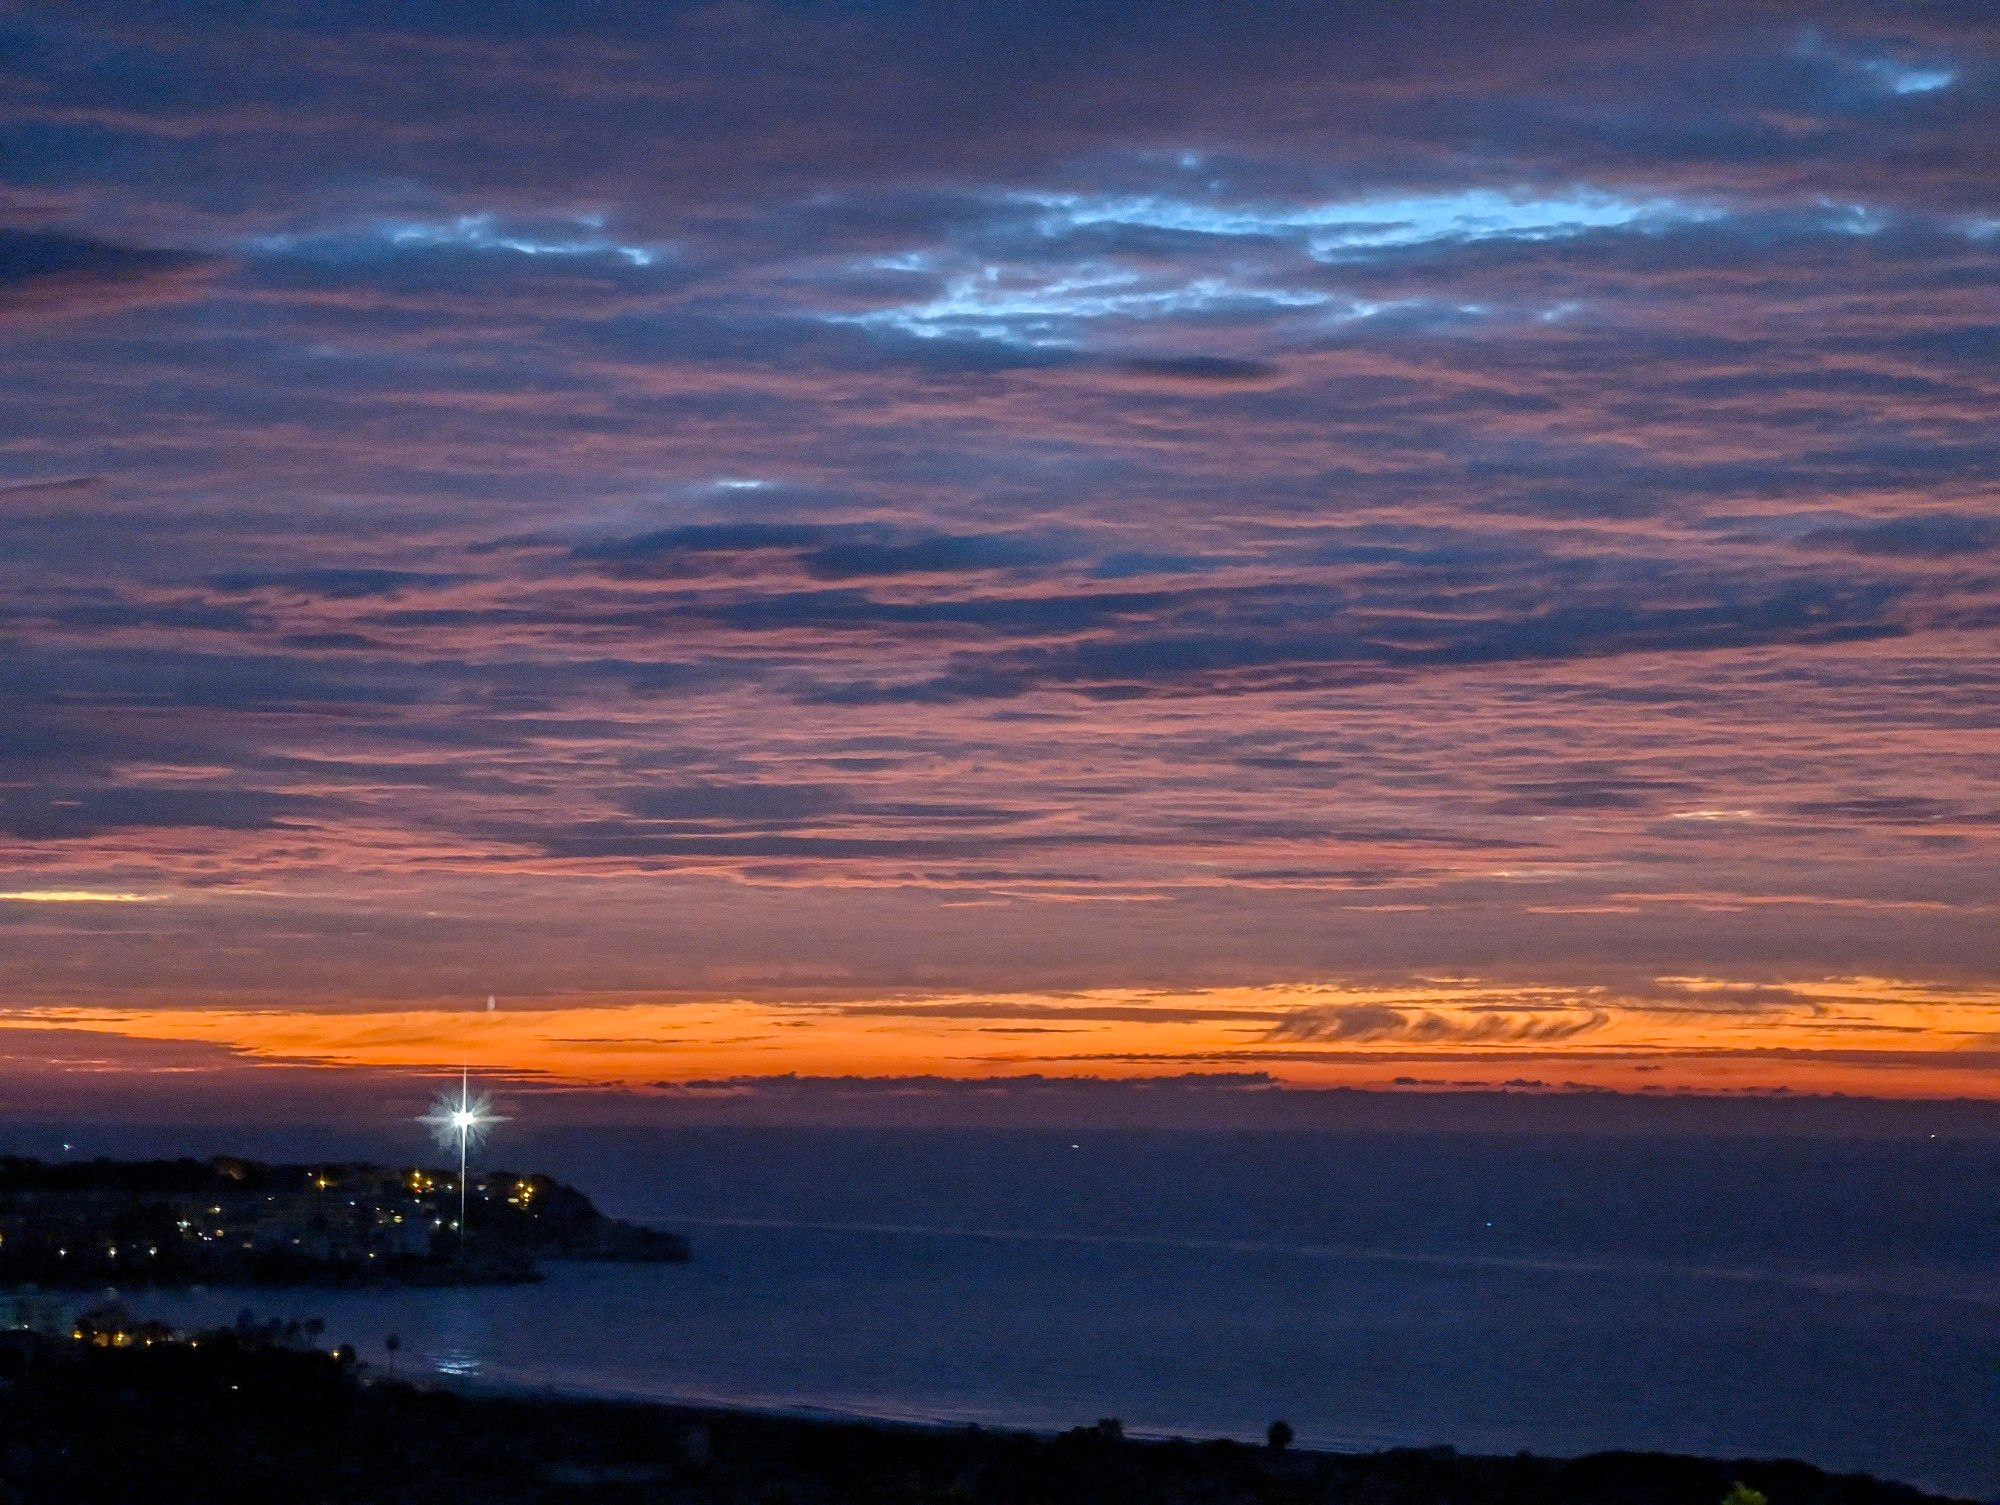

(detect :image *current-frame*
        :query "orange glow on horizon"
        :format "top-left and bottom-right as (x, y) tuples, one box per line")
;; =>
(3, 974), (1996, 1100)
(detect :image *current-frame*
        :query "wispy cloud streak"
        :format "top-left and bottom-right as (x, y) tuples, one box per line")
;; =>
(0, 2), (1996, 1104)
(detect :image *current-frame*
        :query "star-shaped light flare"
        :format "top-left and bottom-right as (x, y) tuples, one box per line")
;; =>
(419, 1073), (504, 1154)
(418, 1069), (507, 1257)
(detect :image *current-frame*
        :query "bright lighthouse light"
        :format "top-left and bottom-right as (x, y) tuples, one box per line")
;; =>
(420, 1084), (502, 1152)
(418, 1059), (509, 1261)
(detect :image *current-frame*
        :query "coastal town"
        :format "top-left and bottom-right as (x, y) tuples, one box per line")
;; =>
(0, 1154), (689, 1291)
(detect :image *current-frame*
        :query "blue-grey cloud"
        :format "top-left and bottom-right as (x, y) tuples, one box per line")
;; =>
(208, 568), (469, 599)
(0, 785), (321, 840)
(0, 229), (212, 320)
(1801, 513), (2000, 557)
(623, 784), (848, 823)
(803, 579), (1911, 702)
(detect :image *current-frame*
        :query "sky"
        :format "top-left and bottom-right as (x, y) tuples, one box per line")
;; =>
(1, 0), (1997, 1123)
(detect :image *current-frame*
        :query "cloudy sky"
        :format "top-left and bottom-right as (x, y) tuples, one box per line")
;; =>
(2, 0), (1997, 1118)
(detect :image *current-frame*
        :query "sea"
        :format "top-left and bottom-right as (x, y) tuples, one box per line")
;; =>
(10, 1126), (1995, 1498)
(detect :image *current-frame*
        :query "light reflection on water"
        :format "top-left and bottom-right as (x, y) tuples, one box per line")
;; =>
(46, 1127), (1994, 1499)
(124, 1218), (1994, 1498)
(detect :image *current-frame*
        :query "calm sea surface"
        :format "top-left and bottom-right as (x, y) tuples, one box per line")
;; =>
(44, 1128), (1999, 1497)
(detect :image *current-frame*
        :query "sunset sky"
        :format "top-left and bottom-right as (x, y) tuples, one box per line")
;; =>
(2, 1), (1997, 1120)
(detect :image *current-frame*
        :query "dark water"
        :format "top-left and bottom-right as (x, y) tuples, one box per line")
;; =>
(22, 1127), (1997, 1496)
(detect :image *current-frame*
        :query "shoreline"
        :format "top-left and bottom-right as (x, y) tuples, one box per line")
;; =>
(393, 1369), (1986, 1502)
(0, 1322), (1978, 1504)
(407, 1367), (1447, 1456)
(314, 1363), (1993, 1505)
(101, 1255), (1992, 1499)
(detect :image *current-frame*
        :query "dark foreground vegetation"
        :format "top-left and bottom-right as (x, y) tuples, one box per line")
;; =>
(0, 1155), (688, 1288)
(0, 1329), (1971, 1505)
